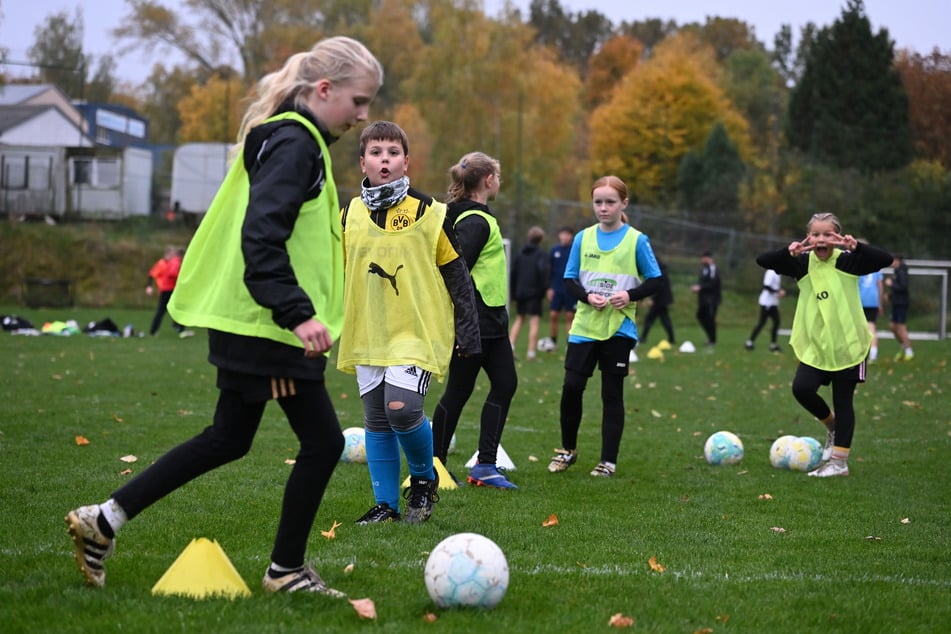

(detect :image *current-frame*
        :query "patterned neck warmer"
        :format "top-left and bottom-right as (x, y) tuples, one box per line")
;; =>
(361, 176), (410, 211)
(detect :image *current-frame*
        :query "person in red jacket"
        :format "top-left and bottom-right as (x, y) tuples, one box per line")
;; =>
(146, 246), (190, 337)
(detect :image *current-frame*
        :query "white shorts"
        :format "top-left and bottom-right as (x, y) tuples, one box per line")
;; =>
(355, 364), (432, 397)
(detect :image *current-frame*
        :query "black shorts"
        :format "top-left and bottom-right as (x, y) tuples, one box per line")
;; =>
(863, 307), (879, 322)
(515, 297), (543, 316)
(549, 290), (577, 313)
(564, 336), (634, 377)
(891, 305), (908, 324)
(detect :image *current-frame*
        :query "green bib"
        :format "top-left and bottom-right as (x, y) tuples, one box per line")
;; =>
(455, 209), (507, 308)
(790, 250), (870, 370)
(168, 112), (344, 348)
(569, 226), (640, 340)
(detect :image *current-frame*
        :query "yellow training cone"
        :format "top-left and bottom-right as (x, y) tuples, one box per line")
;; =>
(647, 346), (665, 361)
(151, 538), (251, 599)
(657, 339), (672, 351)
(401, 457), (458, 490)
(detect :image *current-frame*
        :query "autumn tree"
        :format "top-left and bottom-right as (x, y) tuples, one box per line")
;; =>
(138, 64), (201, 144)
(589, 32), (749, 207)
(690, 17), (762, 62)
(584, 35), (642, 108)
(619, 18), (678, 55)
(405, 0), (582, 214)
(112, 0), (345, 83)
(771, 23), (817, 87)
(786, 0), (912, 172)
(896, 49), (951, 167)
(177, 72), (246, 142)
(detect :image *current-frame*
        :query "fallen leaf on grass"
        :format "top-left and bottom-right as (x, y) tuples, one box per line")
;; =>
(694, 629), (714, 634)
(528, 455), (538, 462)
(75, 435), (90, 446)
(344, 563), (354, 575)
(349, 598), (376, 620)
(770, 527), (786, 533)
(284, 459), (296, 465)
(608, 613), (634, 628)
(112, 414), (125, 423)
(119, 455), (137, 463)
(542, 514), (559, 527)
(715, 614), (731, 623)
(758, 493), (773, 500)
(901, 400), (920, 409)
(648, 556), (666, 573)
(651, 409), (662, 418)
(423, 612), (438, 623)
(119, 468), (133, 476)
(865, 535), (882, 542)
(900, 517), (911, 524)
(321, 520), (342, 539)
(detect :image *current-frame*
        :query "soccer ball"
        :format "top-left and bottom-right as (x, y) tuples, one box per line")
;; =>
(704, 431), (744, 465)
(339, 426), (366, 463)
(787, 436), (823, 472)
(769, 435), (798, 469)
(424, 532), (509, 609)
(537, 337), (557, 353)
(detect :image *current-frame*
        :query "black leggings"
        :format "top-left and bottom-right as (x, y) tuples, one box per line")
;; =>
(432, 336), (517, 466)
(112, 381), (342, 568)
(791, 363), (859, 448)
(749, 305), (780, 343)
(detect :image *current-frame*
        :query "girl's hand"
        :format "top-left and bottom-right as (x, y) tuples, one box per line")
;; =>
(608, 290), (631, 309)
(788, 236), (812, 256)
(829, 232), (858, 250)
(588, 293), (607, 311)
(293, 318), (333, 358)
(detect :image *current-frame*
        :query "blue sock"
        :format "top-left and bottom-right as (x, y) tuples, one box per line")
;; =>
(365, 429), (400, 509)
(394, 417), (435, 480)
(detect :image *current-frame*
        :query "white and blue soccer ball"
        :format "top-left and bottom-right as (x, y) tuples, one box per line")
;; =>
(537, 337), (558, 353)
(769, 435), (798, 469)
(704, 431), (744, 465)
(787, 436), (823, 472)
(424, 532), (509, 609)
(339, 426), (366, 463)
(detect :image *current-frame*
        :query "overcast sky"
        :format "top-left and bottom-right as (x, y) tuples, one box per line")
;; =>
(1, 0), (947, 84)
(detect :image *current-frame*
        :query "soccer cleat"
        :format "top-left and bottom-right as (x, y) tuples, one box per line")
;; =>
(262, 564), (345, 597)
(590, 462), (615, 477)
(821, 430), (835, 462)
(547, 448), (577, 473)
(354, 502), (401, 525)
(402, 476), (439, 524)
(178, 329), (195, 339)
(904, 349), (915, 360)
(808, 458), (849, 477)
(744, 340), (754, 350)
(467, 463), (519, 489)
(65, 505), (115, 588)
(769, 343), (781, 353)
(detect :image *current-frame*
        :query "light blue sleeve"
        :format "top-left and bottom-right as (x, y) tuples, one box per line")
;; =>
(635, 234), (661, 280)
(563, 230), (584, 281)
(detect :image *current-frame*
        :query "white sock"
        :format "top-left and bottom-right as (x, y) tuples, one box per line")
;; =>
(870, 345), (877, 360)
(99, 498), (128, 533)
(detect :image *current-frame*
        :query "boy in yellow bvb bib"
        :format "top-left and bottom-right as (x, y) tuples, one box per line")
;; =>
(338, 121), (480, 524)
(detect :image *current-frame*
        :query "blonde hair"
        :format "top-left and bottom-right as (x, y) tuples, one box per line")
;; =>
(236, 36), (383, 144)
(447, 152), (500, 203)
(807, 212), (842, 233)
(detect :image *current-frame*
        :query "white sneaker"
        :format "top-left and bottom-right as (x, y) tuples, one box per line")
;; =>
(262, 564), (345, 597)
(808, 458), (849, 477)
(65, 505), (115, 587)
(547, 448), (577, 473)
(822, 430), (835, 462)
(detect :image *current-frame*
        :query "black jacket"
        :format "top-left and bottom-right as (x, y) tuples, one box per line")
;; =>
(209, 103), (335, 380)
(510, 243), (548, 301)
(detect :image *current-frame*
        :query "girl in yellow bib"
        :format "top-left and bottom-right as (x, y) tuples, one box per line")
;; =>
(66, 37), (383, 596)
(338, 121), (480, 524)
(757, 212), (892, 477)
(548, 176), (664, 478)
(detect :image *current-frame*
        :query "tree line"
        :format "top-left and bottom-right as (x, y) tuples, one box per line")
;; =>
(3, 0), (950, 257)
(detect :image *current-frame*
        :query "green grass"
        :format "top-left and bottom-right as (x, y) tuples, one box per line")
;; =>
(1, 306), (949, 633)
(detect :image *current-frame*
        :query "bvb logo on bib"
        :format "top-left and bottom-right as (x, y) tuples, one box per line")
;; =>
(390, 213), (413, 230)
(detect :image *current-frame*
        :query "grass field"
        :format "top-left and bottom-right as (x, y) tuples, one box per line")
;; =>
(1, 306), (948, 633)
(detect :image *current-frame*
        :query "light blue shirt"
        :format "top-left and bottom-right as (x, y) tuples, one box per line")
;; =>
(564, 224), (661, 342)
(858, 271), (882, 308)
